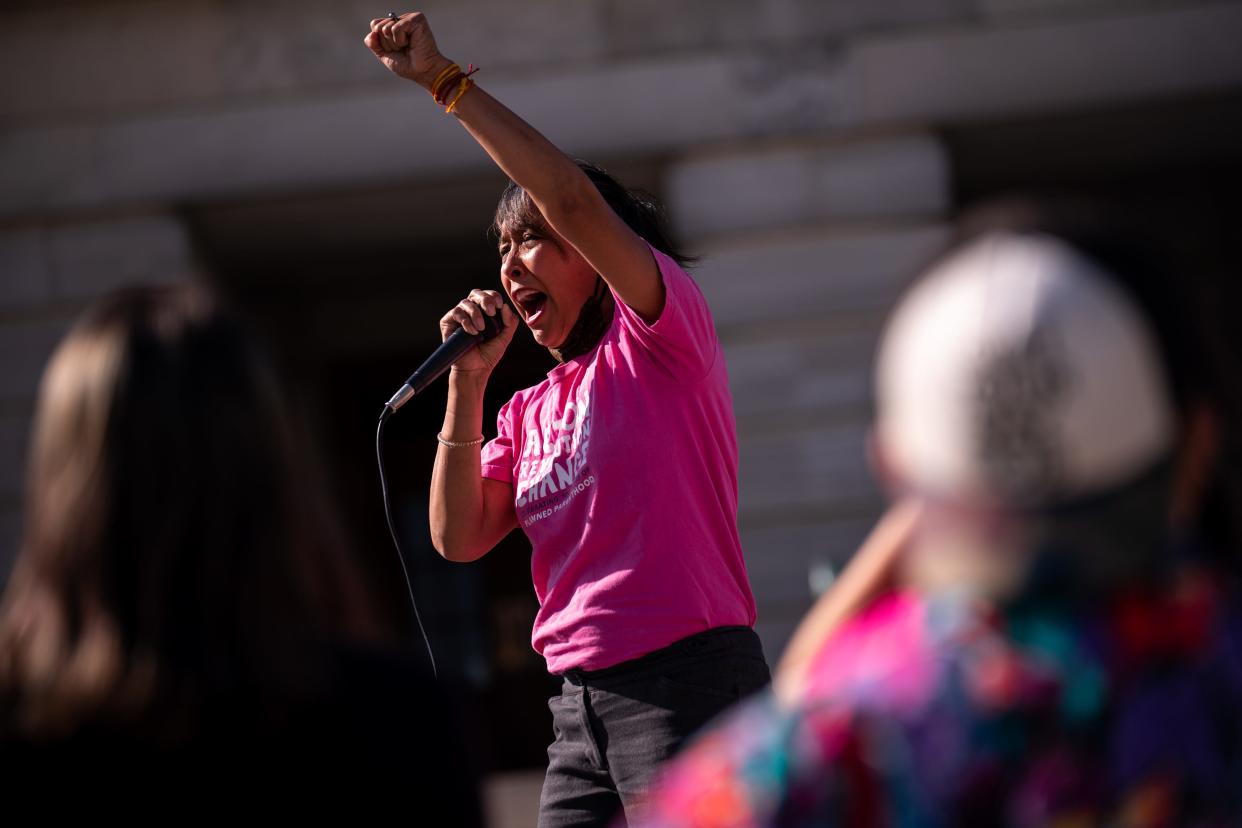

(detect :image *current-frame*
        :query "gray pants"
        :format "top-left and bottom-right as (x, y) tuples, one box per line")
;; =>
(537, 626), (770, 827)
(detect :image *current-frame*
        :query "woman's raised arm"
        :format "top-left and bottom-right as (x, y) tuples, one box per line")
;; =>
(365, 12), (665, 322)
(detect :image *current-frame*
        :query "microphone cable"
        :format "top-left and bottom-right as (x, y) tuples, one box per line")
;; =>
(376, 406), (438, 678)
(373, 310), (504, 680)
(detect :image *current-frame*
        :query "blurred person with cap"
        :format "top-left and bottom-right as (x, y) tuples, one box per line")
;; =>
(630, 205), (1239, 827)
(0, 283), (484, 812)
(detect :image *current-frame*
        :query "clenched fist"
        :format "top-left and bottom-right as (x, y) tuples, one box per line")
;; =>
(364, 11), (454, 89)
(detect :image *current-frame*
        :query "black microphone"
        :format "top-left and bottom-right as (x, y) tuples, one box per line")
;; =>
(384, 312), (505, 412)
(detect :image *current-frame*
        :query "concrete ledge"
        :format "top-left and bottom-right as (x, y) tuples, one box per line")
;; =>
(853, 2), (1242, 123)
(725, 326), (877, 422)
(0, 53), (842, 216)
(0, 0), (972, 123)
(979, 0), (1188, 21)
(698, 223), (947, 329)
(668, 134), (949, 238)
(742, 516), (878, 607)
(484, 768), (545, 828)
(739, 421), (878, 517)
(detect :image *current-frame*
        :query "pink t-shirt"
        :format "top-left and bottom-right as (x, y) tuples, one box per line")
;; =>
(480, 246), (757, 674)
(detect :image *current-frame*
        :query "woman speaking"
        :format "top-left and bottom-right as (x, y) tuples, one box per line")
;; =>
(366, 14), (768, 826)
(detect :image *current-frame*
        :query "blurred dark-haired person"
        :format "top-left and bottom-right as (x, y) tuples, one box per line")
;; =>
(633, 211), (1240, 827)
(0, 284), (483, 814)
(365, 12), (766, 826)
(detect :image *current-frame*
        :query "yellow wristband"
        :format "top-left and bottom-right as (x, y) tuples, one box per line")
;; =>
(445, 78), (474, 114)
(430, 63), (460, 93)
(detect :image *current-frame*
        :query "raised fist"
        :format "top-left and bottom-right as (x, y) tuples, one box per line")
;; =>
(364, 11), (453, 88)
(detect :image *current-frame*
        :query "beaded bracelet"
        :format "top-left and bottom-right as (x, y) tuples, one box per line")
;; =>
(437, 433), (484, 448)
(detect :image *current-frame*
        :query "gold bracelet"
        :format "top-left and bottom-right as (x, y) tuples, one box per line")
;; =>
(437, 433), (483, 448)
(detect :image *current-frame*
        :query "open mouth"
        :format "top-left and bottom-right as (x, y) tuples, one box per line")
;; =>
(512, 288), (548, 324)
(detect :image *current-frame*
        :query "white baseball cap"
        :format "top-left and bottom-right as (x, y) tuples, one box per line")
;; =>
(875, 232), (1176, 507)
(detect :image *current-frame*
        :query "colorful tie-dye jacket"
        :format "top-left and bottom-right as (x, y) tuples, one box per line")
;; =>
(637, 569), (1242, 827)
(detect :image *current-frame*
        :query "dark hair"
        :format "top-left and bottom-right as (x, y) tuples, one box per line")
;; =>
(492, 160), (696, 267)
(0, 284), (378, 739)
